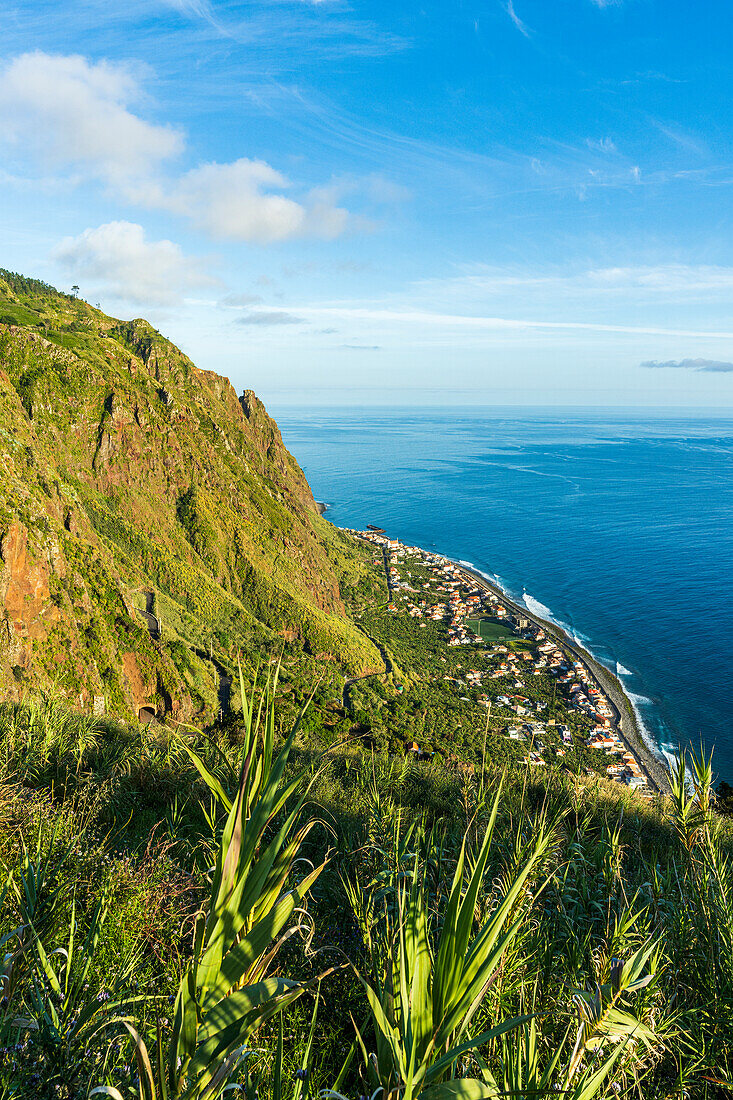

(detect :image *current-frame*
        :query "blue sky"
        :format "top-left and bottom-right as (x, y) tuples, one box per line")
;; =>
(3, 0), (733, 405)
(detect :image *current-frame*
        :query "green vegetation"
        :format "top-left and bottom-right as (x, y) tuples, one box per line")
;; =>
(0, 270), (381, 726)
(3, 266), (733, 1098)
(1, 688), (733, 1098)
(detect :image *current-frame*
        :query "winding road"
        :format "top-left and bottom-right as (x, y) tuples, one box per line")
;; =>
(342, 623), (393, 711)
(136, 591), (161, 640)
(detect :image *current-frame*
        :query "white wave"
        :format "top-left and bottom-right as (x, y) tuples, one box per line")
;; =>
(624, 691), (669, 763)
(522, 592), (585, 648)
(464, 563), (505, 591)
(522, 591), (556, 622)
(661, 747), (680, 770)
(616, 662), (633, 677)
(627, 691), (654, 708)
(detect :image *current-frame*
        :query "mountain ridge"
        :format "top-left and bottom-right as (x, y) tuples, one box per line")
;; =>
(0, 269), (381, 722)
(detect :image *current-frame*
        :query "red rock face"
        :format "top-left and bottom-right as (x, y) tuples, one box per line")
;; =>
(0, 522), (54, 639)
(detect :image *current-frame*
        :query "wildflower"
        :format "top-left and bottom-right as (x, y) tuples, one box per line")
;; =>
(294, 1068), (308, 1081)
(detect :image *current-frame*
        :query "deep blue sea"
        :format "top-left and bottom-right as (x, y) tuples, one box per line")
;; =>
(274, 407), (733, 781)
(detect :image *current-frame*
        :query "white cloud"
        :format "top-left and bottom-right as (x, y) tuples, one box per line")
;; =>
(135, 158), (350, 243)
(52, 221), (213, 306)
(0, 52), (183, 181)
(0, 52), (353, 245)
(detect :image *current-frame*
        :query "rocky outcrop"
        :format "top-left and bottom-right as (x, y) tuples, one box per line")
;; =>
(0, 522), (59, 680)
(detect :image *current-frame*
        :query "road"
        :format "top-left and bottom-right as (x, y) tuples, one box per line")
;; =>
(134, 590), (231, 719)
(135, 590), (161, 640)
(193, 647), (232, 716)
(381, 545), (393, 596)
(137, 607), (161, 640)
(342, 622), (393, 712)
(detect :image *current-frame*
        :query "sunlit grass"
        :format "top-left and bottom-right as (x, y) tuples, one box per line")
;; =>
(0, 689), (731, 1098)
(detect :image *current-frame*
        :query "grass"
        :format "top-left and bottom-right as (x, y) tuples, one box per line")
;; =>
(464, 619), (518, 643)
(0, 682), (732, 1098)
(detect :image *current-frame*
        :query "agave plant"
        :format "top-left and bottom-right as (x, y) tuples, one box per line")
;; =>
(103, 663), (336, 1100)
(338, 784), (665, 1100)
(0, 831), (139, 1098)
(668, 744), (733, 1087)
(566, 941), (660, 1080)
(475, 1011), (631, 1100)
(344, 783), (554, 1100)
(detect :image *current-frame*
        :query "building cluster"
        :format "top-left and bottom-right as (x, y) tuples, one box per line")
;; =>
(587, 728), (647, 789)
(505, 721), (572, 767)
(351, 529), (652, 795)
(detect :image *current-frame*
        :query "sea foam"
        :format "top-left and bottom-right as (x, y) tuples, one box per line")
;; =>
(522, 591), (587, 647)
(626, 691), (669, 762)
(521, 591), (555, 621)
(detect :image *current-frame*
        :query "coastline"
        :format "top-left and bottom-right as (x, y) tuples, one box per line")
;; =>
(451, 560), (670, 795)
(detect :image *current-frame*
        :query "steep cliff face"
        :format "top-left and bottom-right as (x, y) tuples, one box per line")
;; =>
(0, 270), (379, 719)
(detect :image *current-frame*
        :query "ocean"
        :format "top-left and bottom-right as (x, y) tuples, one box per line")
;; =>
(273, 406), (733, 781)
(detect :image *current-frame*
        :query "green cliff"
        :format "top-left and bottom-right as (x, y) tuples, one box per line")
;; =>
(0, 269), (380, 721)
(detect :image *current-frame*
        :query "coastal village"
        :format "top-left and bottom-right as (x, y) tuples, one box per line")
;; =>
(350, 527), (653, 795)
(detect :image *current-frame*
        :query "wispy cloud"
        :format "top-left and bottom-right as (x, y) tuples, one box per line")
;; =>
(164, 0), (216, 19)
(291, 305), (733, 339)
(219, 292), (264, 308)
(586, 137), (617, 154)
(162, 0), (407, 59)
(504, 0), (531, 37)
(652, 121), (707, 157)
(641, 358), (733, 372)
(235, 309), (304, 326)
(416, 263), (733, 303)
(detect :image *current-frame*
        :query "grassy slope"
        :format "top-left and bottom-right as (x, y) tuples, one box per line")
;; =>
(0, 270), (381, 720)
